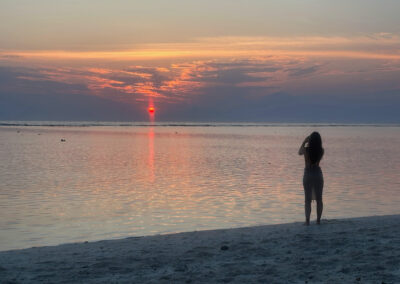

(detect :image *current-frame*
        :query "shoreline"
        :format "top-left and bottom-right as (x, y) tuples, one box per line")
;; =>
(1, 215), (399, 283)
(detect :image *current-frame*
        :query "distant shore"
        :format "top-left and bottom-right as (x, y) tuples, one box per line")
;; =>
(1, 215), (399, 283)
(2, 121), (400, 127)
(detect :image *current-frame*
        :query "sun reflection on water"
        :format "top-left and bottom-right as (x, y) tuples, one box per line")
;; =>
(148, 127), (155, 183)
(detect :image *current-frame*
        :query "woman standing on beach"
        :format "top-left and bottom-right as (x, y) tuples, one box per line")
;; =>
(298, 132), (324, 225)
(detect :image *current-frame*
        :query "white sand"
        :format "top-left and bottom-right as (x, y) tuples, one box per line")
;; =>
(0, 215), (399, 283)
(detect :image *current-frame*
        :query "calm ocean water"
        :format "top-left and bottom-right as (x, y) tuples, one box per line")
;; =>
(1, 123), (399, 251)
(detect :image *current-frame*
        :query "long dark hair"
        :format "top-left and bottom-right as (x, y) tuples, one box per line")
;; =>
(308, 132), (323, 164)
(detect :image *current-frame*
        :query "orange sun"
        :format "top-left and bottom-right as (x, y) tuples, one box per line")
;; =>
(148, 106), (155, 114)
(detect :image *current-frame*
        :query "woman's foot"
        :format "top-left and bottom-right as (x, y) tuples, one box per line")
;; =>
(316, 219), (321, 225)
(304, 219), (310, 226)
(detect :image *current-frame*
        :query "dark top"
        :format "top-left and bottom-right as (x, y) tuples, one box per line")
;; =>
(304, 147), (324, 169)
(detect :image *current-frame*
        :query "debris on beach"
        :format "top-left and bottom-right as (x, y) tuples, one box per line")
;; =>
(220, 245), (229, 251)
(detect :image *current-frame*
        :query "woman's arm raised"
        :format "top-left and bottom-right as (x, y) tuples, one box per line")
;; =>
(298, 136), (309, 155)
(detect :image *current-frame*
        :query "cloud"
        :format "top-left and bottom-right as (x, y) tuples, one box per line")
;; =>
(287, 66), (320, 77)
(0, 59), (297, 104)
(1, 38), (400, 122)
(0, 67), (143, 121)
(2, 34), (400, 61)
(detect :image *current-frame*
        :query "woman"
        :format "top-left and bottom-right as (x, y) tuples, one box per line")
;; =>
(298, 132), (324, 225)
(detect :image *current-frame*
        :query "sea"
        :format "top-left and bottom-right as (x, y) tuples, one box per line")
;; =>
(1, 121), (399, 251)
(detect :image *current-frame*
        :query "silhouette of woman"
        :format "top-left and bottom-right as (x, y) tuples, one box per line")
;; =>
(298, 132), (324, 225)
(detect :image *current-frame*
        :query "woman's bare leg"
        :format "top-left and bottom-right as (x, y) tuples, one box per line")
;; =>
(316, 200), (323, 224)
(305, 200), (311, 225)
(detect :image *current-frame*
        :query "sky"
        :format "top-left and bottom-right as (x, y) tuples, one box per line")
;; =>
(1, 0), (400, 122)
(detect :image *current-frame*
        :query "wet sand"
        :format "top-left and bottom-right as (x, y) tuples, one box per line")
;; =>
(0, 215), (399, 283)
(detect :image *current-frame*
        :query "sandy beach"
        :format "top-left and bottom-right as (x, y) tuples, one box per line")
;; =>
(0, 215), (399, 283)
